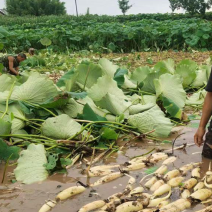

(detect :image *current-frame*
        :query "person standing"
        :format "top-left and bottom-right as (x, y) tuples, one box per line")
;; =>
(194, 70), (212, 158)
(0, 53), (27, 75)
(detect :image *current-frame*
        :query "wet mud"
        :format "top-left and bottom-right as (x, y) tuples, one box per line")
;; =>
(0, 125), (211, 212)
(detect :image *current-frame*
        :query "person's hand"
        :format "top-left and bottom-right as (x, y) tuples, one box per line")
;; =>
(194, 127), (206, 147)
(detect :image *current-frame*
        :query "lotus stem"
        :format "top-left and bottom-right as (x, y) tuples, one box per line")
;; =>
(1, 81), (16, 119)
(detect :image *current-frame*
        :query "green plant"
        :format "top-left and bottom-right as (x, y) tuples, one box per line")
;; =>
(118, 0), (132, 15)
(169, 0), (212, 15)
(6, 0), (66, 16)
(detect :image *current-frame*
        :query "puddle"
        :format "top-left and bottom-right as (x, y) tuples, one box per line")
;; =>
(0, 125), (211, 212)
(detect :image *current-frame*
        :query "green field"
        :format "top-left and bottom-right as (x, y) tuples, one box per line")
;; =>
(1, 14), (212, 52)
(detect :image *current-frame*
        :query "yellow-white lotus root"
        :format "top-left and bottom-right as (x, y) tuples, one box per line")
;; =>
(56, 186), (86, 201)
(145, 177), (158, 188)
(158, 201), (170, 208)
(155, 165), (168, 175)
(204, 175), (212, 189)
(78, 200), (106, 212)
(38, 200), (57, 212)
(86, 165), (119, 177)
(181, 189), (190, 199)
(147, 190), (171, 208)
(115, 201), (143, 212)
(207, 175), (212, 183)
(90, 165), (119, 172)
(150, 180), (165, 192)
(164, 169), (180, 181)
(179, 163), (194, 175)
(159, 199), (191, 212)
(153, 184), (171, 197)
(130, 156), (147, 164)
(162, 156), (177, 165)
(190, 189), (212, 201)
(191, 167), (201, 179)
(108, 192), (122, 201)
(140, 193), (151, 206)
(125, 174), (136, 185)
(194, 182), (205, 191)
(101, 199), (121, 211)
(168, 177), (184, 187)
(139, 209), (156, 212)
(91, 172), (123, 186)
(88, 169), (114, 177)
(149, 153), (168, 164)
(195, 205), (212, 212)
(124, 163), (146, 171)
(183, 178), (197, 189)
(129, 187), (144, 195)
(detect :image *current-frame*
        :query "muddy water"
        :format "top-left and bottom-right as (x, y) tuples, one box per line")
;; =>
(0, 125), (211, 212)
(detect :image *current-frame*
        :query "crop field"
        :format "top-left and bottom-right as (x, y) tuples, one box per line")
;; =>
(0, 14), (212, 212)
(1, 15), (212, 52)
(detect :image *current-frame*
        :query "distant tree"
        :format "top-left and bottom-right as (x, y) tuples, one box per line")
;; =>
(169, 0), (181, 12)
(118, 0), (132, 15)
(6, 0), (66, 16)
(86, 7), (90, 15)
(169, 0), (212, 15)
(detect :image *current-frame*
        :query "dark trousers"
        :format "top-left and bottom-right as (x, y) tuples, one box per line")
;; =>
(202, 131), (212, 159)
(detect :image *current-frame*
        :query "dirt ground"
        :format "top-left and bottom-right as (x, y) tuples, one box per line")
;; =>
(97, 50), (212, 69)
(0, 122), (211, 212)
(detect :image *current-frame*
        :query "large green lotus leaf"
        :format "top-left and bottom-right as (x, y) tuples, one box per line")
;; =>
(176, 59), (197, 88)
(191, 69), (207, 88)
(96, 93), (130, 117)
(0, 119), (11, 136)
(186, 90), (206, 106)
(11, 72), (58, 104)
(78, 97), (116, 122)
(78, 104), (107, 121)
(0, 91), (9, 103)
(0, 74), (16, 92)
(14, 144), (48, 184)
(56, 69), (78, 92)
(129, 103), (155, 115)
(130, 66), (151, 84)
(99, 58), (119, 77)
(154, 73), (186, 108)
(0, 139), (20, 161)
(113, 68), (136, 89)
(87, 75), (126, 101)
(62, 98), (84, 118)
(122, 76), (137, 89)
(114, 68), (128, 87)
(143, 95), (157, 104)
(128, 105), (173, 138)
(154, 59), (175, 74)
(40, 37), (52, 46)
(41, 114), (83, 139)
(141, 69), (167, 94)
(162, 96), (182, 119)
(0, 103), (26, 132)
(129, 94), (142, 105)
(76, 62), (103, 89)
(12, 129), (28, 143)
(202, 65), (212, 80)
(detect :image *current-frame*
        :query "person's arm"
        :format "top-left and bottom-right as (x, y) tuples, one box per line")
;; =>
(8, 56), (19, 75)
(194, 92), (212, 147)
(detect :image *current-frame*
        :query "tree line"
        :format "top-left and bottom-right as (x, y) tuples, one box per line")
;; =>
(4, 0), (212, 16)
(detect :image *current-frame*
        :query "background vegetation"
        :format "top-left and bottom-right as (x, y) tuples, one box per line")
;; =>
(6, 0), (66, 16)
